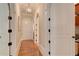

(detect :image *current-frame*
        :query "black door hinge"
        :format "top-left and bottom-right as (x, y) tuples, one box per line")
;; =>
(8, 16), (12, 20)
(9, 55), (12, 56)
(8, 42), (12, 46)
(8, 29), (12, 33)
(48, 29), (50, 32)
(48, 18), (51, 21)
(72, 36), (75, 38)
(48, 40), (51, 43)
(48, 51), (51, 55)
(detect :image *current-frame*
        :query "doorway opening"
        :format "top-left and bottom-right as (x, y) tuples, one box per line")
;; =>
(15, 3), (48, 56)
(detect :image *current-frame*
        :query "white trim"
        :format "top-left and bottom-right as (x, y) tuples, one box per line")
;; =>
(16, 39), (21, 56)
(38, 44), (47, 56)
(21, 38), (33, 41)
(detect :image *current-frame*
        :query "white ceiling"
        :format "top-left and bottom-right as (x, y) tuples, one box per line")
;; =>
(18, 3), (42, 17)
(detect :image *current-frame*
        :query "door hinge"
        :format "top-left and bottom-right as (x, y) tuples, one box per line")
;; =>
(48, 18), (51, 21)
(8, 29), (12, 33)
(8, 16), (12, 20)
(48, 29), (50, 32)
(48, 40), (51, 43)
(8, 42), (12, 46)
(48, 51), (51, 55)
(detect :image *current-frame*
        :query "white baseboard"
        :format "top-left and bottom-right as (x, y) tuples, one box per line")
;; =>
(16, 39), (22, 56)
(38, 44), (47, 56)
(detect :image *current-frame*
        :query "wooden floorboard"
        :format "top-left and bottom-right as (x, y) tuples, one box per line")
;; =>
(18, 40), (42, 56)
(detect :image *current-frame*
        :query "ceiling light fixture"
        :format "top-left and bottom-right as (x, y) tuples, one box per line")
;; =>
(27, 8), (32, 13)
(27, 4), (32, 13)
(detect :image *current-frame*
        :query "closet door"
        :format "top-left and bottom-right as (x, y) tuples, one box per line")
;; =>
(50, 3), (75, 56)
(0, 4), (9, 55)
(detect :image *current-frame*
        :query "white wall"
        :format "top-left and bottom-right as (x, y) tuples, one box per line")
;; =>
(21, 16), (33, 40)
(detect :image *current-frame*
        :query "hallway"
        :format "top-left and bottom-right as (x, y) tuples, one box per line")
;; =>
(0, 3), (75, 56)
(18, 40), (42, 56)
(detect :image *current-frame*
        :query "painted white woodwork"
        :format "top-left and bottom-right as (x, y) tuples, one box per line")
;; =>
(50, 3), (75, 56)
(0, 3), (9, 56)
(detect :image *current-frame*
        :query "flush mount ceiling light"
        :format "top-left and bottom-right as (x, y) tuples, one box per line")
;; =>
(26, 4), (32, 13)
(27, 8), (32, 13)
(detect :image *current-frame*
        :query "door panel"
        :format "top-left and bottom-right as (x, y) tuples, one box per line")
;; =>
(0, 4), (9, 55)
(50, 4), (75, 56)
(21, 17), (33, 40)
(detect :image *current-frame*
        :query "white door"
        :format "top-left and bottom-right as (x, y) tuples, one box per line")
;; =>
(0, 4), (9, 56)
(21, 17), (33, 40)
(50, 3), (75, 56)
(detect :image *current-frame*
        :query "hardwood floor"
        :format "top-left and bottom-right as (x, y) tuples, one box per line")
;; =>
(18, 40), (42, 56)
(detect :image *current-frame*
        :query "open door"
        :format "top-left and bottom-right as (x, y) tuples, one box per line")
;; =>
(0, 4), (9, 56)
(50, 3), (75, 56)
